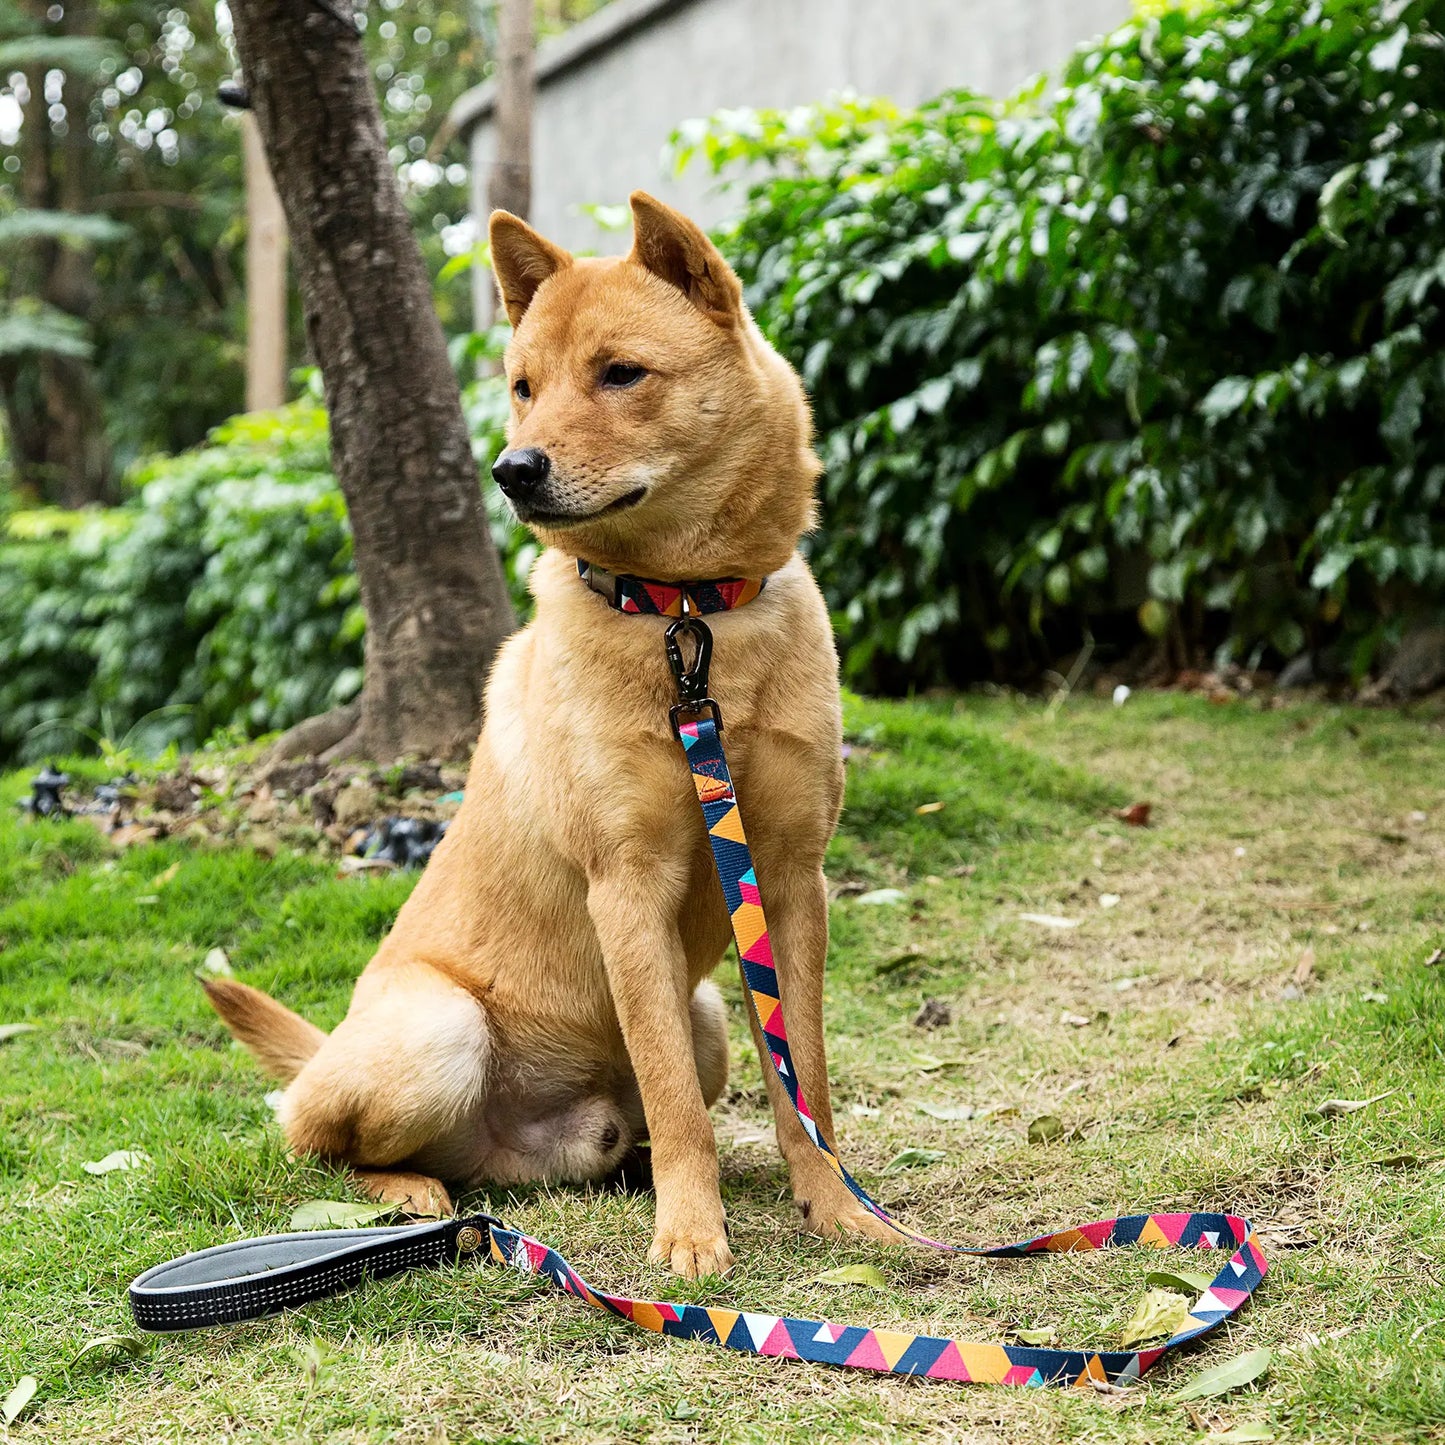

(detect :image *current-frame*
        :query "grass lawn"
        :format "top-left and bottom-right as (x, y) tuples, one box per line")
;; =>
(2, 692), (1443, 1443)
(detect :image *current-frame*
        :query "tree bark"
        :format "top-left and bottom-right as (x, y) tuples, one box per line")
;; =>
(479, 0), (534, 333)
(227, 0), (516, 763)
(242, 112), (289, 413)
(490, 0), (534, 221)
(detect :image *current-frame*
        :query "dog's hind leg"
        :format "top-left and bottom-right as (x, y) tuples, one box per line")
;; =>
(276, 960), (489, 1212)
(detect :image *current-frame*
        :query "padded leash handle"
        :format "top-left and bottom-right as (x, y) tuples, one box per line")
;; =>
(129, 1214), (497, 1331)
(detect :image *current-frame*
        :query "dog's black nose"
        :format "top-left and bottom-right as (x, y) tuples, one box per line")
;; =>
(491, 447), (550, 500)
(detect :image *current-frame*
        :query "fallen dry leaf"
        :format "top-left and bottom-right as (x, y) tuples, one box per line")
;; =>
(1146, 1268), (1214, 1294)
(1312, 1090), (1396, 1118)
(1119, 1287), (1192, 1348)
(1169, 1347), (1272, 1401)
(1014, 1324), (1059, 1346)
(915, 801), (946, 815)
(199, 947), (233, 977)
(1425, 948), (1442, 967)
(1027, 1115), (1065, 1144)
(72, 1335), (147, 1367)
(0, 1022), (38, 1044)
(855, 887), (907, 906)
(917, 1102), (975, 1122)
(881, 1147), (946, 1174)
(3, 1376), (38, 1426)
(1115, 802), (1152, 827)
(83, 1149), (149, 1175)
(807, 1263), (887, 1289)
(1293, 947), (1316, 986)
(1019, 912), (1080, 930)
(290, 1199), (401, 1231)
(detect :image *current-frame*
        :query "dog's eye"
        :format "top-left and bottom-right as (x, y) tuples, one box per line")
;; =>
(513, 378), (531, 400)
(601, 363), (646, 389)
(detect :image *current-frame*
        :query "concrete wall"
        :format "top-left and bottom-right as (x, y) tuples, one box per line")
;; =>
(456, 0), (1129, 290)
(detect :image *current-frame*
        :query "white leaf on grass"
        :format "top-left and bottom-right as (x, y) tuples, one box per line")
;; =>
(1170, 1348), (1272, 1401)
(918, 1102), (975, 1121)
(1212, 1427), (1274, 1443)
(82, 1149), (149, 1175)
(807, 1263), (887, 1289)
(855, 888), (907, 906)
(0, 1023), (38, 1043)
(2, 1375), (37, 1425)
(200, 948), (233, 977)
(289, 1199), (401, 1231)
(1099, 893), (1121, 909)
(1019, 913), (1080, 929)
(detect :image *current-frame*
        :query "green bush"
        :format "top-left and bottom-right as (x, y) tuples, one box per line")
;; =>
(682, 0), (1445, 686)
(0, 379), (521, 763)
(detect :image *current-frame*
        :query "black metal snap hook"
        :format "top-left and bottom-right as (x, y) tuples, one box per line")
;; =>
(664, 612), (723, 736)
(665, 614), (713, 705)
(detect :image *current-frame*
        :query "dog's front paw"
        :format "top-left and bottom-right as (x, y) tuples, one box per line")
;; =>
(354, 1168), (454, 1219)
(799, 1197), (908, 1247)
(649, 1218), (733, 1279)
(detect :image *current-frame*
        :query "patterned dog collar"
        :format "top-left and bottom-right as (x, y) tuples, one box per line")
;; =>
(576, 559), (765, 617)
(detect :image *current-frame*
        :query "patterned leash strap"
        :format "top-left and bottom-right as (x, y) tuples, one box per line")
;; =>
(129, 1208), (1256, 1388)
(667, 709), (1266, 1385)
(126, 615), (1267, 1388)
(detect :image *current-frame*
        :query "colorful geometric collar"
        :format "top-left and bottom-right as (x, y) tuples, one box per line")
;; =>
(576, 559), (765, 617)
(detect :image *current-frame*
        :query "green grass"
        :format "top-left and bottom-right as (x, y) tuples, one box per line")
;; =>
(2, 693), (1444, 1443)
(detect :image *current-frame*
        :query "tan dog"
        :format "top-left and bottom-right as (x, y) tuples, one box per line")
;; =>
(206, 192), (894, 1276)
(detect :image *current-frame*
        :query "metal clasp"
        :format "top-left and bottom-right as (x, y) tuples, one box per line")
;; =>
(665, 606), (723, 736)
(453, 1213), (502, 1258)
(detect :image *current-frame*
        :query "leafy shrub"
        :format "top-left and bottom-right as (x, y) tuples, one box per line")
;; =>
(682, 0), (1445, 685)
(0, 380), (521, 762)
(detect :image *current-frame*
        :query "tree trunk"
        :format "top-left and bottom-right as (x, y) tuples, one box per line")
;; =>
(479, 0), (534, 333)
(490, 0), (534, 221)
(227, 0), (516, 763)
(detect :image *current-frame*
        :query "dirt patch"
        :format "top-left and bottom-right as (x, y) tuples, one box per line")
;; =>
(15, 757), (468, 869)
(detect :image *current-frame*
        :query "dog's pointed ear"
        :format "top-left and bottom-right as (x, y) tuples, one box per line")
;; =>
(488, 212), (572, 327)
(627, 190), (743, 327)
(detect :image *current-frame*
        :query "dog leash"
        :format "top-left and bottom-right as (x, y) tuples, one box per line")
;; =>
(128, 569), (1267, 1387)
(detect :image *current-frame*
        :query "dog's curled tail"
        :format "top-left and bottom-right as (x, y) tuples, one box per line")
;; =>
(202, 977), (326, 1082)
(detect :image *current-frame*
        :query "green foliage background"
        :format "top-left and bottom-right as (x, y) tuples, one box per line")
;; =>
(683, 0), (1445, 687)
(0, 378), (522, 760)
(5, 0), (1445, 759)
(0, 0), (610, 482)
